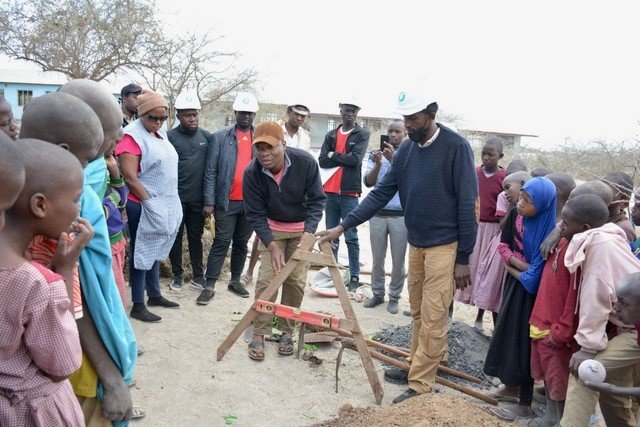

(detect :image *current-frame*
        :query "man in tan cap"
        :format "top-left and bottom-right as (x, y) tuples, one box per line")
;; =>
(242, 121), (326, 361)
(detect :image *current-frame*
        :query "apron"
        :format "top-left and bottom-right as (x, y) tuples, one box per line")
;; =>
(124, 119), (183, 270)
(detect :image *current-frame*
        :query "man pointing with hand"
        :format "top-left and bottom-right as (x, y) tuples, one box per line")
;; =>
(318, 88), (478, 404)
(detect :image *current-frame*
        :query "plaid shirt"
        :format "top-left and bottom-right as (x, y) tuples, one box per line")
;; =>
(0, 261), (83, 426)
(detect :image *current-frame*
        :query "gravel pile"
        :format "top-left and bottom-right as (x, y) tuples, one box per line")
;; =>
(373, 321), (494, 388)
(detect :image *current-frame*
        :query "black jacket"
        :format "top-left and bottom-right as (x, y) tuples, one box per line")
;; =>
(167, 125), (211, 204)
(203, 125), (253, 211)
(318, 124), (370, 194)
(242, 147), (326, 246)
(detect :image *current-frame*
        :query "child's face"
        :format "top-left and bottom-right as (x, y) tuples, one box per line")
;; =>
(517, 190), (537, 217)
(96, 127), (124, 160)
(631, 189), (640, 226)
(481, 144), (503, 171)
(614, 291), (640, 325)
(503, 179), (522, 205)
(559, 206), (587, 241)
(39, 177), (84, 238)
(0, 102), (19, 141)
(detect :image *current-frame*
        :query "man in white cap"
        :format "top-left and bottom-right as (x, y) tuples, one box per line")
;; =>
(167, 91), (211, 292)
(318, 97), (370, 292)
(200, 92), (259, 305)
(281, 104), (311, 151)
(319, 89), (478, 403)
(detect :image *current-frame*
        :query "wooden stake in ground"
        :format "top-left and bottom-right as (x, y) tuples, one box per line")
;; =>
(216, 234), (384, 405)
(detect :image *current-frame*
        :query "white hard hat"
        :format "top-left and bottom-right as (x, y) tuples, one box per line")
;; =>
(338, 95), (361, 109)
(174, 91), (201, 110)
(232, 92), (259, 113)
(395, 87), (435, 116)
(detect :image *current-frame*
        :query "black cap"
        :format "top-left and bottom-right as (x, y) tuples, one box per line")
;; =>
(120, 83), (142, 97)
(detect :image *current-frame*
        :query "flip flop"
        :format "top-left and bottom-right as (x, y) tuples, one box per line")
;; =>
(489, 407), (519, 421)
(248, 339), (265, 361)
(278, 335), (294, 356)
(132, 407), (145, 419)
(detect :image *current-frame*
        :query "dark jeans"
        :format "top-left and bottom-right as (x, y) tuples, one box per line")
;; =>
(325, 193), (360, 278)
(204, 201), (253, 287)
(126, 200), (161, 303)
(169, 202), (205, 278)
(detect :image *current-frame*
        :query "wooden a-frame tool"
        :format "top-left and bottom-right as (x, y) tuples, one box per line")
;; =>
(216, 233), (384, 405)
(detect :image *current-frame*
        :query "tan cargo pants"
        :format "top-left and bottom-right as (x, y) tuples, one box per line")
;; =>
(561, 332), (640, 427)
(253, 230), (308, 336)
(405, 242), (458, 394)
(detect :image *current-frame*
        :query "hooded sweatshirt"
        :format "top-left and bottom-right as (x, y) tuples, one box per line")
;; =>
(565, 223), (640, 352)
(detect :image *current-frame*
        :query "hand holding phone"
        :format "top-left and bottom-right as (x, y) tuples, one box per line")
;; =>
(380, 134), (390, 152)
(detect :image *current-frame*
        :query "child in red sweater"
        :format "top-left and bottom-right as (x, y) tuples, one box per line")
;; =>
(529, 194), (609, 426)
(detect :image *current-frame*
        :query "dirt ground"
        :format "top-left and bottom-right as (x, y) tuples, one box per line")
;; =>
(127, 221), (510, 426)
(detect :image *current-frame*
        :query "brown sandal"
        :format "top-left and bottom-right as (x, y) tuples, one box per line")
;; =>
(248, 339), (265, 361)
(278, 334), (294, 356)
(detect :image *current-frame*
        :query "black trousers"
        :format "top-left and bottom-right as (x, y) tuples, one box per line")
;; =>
(204, 201), (253, 286)
(169, 202), (205, 278)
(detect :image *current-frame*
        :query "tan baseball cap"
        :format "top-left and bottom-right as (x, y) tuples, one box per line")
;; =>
(253, 121), (284, 146)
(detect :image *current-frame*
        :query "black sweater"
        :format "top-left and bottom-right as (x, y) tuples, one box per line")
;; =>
(167, 125), (211, 204)
(341, 125), (478, 264)
(242, 147), (327, 246)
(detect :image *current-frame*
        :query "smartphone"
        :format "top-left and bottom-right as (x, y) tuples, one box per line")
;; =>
(380, 134), (390, 152)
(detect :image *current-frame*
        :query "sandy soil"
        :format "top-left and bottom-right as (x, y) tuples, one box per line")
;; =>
(128, 222), (506, 426)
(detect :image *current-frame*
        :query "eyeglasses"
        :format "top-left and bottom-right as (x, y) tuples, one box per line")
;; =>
(147, 115), (168, 123)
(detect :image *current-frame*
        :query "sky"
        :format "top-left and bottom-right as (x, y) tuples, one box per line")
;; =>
(5, 1), (640, 148)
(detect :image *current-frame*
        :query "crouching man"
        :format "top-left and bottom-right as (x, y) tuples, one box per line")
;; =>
(242, 121), (326, 361)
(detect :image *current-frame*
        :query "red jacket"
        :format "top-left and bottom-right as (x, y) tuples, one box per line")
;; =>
(529, 238), (579, 346)
(477, 166), (506, 223)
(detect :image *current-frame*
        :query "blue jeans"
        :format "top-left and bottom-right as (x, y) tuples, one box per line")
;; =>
(325, 193), (360, 278)
(126, 201), (161, 303)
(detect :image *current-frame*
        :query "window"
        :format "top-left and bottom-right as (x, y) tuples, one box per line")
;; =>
(18, 90), (33, 106)
(265, 113), (277, 122)
(327, 119), (335, 131)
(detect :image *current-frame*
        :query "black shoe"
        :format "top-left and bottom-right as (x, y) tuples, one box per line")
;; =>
(169, 275), (183, 292)
(196, 287), (215, 305)
(387, 300), (399, 314)
(228, 280), (250, 298)
(363, 295), (384, 308)
(189, 276), (206, 291)
(403, 309), (411, 317)
(147, 295), (180, 308)
(348, 276), (360, 292)
(384, 368), (409, 385)
(392, 388), (420, 404)
(130, 304), (161, 323)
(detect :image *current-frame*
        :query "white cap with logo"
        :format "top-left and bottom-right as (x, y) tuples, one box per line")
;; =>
(395, 87), (434, 116)
(232, 92), (259, 113)
(338, 95), (361, 109)
(174, 90), (201, 110)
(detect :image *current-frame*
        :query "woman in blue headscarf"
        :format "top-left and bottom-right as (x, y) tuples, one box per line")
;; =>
(483, 177), (557, 420)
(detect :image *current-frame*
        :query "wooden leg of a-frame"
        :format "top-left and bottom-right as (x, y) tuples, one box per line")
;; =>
(319, 241), (384, 405)
(216, 233), (317, 361)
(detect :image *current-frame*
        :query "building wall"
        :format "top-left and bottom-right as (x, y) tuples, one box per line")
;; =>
(0, 81), (123, 121)
(0, 82), (63, 119)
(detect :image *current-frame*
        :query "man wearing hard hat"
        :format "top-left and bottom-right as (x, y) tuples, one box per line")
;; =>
(280, 104), (311, 151)
(200, 92), (259, 305)
(319, 88), (478, 404)
(167, 91), (212, 293)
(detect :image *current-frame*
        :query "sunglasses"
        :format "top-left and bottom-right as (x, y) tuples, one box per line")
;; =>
(147, 115), (168, 122)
